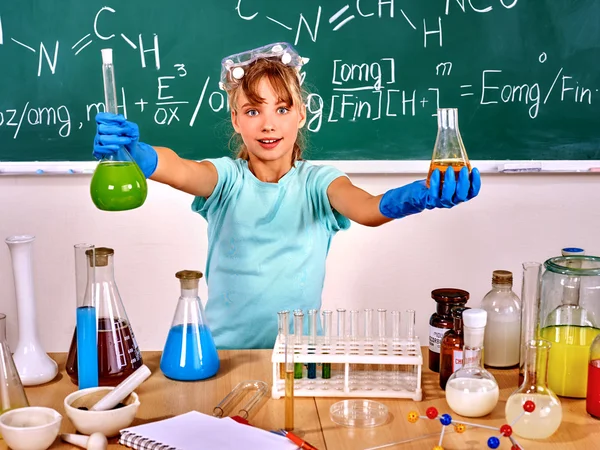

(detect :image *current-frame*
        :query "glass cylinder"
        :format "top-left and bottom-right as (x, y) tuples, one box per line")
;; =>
(587, 334), (600, 418)
(160, 270), (219, 381)
(66, 247), (143, 386)
(293, 310), (304, 379)
(519, 262), (542, 386)
(321, 310), (332, 380)
(90, 48), (147, 211)
(426, 108), (471, 187)
(445, 309), (499, 417)
(277, 311), (290, 379)
(481, 270), (521, 368)
(429, 288), (470, 372)
(307, 309), (317, 380)
(0, 314), (29, 413)
(439, 306), (469, 390)
(539, 255), (600, 398)
(506, 339), (562, 439)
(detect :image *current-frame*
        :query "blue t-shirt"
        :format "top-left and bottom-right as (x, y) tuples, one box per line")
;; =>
(192, 157), (350, 349)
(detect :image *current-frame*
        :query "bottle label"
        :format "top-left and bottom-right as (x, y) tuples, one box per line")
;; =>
(429, 326), (450, 353)
(452, 350), (463, 371)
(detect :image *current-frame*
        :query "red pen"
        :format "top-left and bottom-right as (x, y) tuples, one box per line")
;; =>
(279, 429), (320, 450)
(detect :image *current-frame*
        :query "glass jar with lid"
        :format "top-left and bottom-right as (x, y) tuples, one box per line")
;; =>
(428, 288), (469, 372)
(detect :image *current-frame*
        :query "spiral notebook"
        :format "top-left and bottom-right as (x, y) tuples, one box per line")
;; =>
(119, 411), (298, 450)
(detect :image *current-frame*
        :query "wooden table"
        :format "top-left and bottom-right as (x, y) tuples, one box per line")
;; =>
(3, 349), (598, 450)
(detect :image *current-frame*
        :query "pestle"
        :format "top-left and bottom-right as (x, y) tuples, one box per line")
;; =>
(61, 432), (108, 450)
(90, 365), (151, 412)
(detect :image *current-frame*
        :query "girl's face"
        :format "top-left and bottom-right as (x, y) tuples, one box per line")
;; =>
(231, 78), (306, 166)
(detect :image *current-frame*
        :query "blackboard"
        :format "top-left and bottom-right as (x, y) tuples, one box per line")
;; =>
(0, 0), (599, 164)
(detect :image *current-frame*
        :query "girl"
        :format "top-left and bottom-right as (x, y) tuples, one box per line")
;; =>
(93, 42), (481, 349)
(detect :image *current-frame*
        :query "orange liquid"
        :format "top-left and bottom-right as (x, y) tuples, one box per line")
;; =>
(426, 159), (471, 188)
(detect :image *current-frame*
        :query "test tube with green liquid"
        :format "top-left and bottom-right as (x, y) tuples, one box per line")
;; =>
(293, 310), (304, 379)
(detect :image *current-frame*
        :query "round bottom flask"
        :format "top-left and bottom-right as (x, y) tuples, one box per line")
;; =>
(505, 339), (562, 439)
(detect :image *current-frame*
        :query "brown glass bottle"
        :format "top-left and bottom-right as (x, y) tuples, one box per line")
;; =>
(440, 307), (469, 390)
(429, 288), (469, 372)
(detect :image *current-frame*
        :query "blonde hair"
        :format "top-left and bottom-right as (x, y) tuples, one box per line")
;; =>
(225, 59), (306, 163)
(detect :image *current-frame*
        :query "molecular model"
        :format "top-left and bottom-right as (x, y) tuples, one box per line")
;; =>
(407, 400), (535, 450)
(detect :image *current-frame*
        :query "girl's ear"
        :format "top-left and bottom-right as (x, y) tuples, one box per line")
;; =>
(231, 109), (241, 133)
(298, 102), (307, 129)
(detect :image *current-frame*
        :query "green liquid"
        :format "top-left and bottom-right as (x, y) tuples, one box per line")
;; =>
(322, 362), (331, 379)
(90, 161), (147, 211)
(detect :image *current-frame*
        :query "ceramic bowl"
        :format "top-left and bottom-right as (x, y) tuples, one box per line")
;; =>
(63, 386), (139, 437)
(0, 406), (62, 450)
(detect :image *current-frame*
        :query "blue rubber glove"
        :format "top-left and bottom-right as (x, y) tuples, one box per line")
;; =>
(379, 166), (481, 219)
(93, 113), (158, 179)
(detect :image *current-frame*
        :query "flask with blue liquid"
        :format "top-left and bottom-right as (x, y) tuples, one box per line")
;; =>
(160, 270), (219, 381)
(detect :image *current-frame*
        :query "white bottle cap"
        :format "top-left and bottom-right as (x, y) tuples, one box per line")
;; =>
(101, 48), (113, 65)
(463, 308), (487, 328)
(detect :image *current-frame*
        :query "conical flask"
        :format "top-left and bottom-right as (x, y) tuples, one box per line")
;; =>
(90, 48), (147, 212)
(160, 270), (220, 381)
(0, 314), (29, 413)
(426, 108), (471, 187)
(66, 247), (143, 386)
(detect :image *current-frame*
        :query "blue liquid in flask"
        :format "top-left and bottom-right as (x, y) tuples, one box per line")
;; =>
(160, 324), (220, 381)
(76, 306), (99, 389)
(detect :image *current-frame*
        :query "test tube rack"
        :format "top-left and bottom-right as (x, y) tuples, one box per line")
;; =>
(271, 335), (423, 400)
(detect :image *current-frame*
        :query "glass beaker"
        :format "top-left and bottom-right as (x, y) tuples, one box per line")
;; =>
(66, 247), (143, 386)
(426, 108), (472, 187)
(587, 333), (600, 418)
(540, 255), (600, 398)
(0, 314), (29, 413)
(90, 48), (147, 212)
(506, 339), (562, 439)
(445, 309), (499, 417)
(160, 270), (219, 381)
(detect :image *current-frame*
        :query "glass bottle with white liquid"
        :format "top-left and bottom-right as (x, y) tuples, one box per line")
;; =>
(505, 339), (562, 439)
(445, 309), (499, 417)
(481, 270), (521, 368)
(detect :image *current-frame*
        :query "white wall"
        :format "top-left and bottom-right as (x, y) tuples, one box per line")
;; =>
(1, 171), (598, 352)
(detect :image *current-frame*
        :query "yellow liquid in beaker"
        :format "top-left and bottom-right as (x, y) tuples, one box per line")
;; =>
(541, 325), (600, 398)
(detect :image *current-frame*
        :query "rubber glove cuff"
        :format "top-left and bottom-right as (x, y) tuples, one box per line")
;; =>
(378, 180), (429, 219)
(133, 142), (158, 179)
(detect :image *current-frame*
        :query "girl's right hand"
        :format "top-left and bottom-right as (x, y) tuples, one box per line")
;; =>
(93, 113), (158, 178)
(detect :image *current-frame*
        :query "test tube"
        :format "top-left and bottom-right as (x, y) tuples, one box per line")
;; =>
(392, 311), (401, 341)
(406, 309), (416, 341)
(322, 310), (332, 379)
(349, 310), (360, 381)
(278, 310), (290, 379)
(377, 309), (387, 384)
(337, 308), (346, 342)
(364, 309), (373, 341)
(307, 309), (317, 379)
(378, 309), (387, 341)
(74, 243), (98, 389)
(285, 335), (294, 431)
(293, 310), (304, 379)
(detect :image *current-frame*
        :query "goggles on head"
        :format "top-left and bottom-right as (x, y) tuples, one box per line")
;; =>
(219, 42), (309, 91)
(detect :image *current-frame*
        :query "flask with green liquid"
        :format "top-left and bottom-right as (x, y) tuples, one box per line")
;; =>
(90, 48), (147, 211)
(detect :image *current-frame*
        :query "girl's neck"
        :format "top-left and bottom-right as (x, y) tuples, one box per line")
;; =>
(247, 156), (294, 183)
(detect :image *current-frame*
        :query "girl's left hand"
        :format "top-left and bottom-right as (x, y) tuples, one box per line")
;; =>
(378, 166), (481, 219)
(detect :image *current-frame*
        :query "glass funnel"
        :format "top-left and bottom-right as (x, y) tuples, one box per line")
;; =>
(426, 108), (471, 187)
(506, 339), (562, 439)
(90, 48), (147, 212)
(66, 247), (143, 386)
(445, 309), (499, 417)
(540, 255), (600, 398)
(0, 314), (29, 413)
(160, 270), (219, 381)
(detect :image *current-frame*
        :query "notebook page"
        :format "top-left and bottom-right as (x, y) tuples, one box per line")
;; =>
(120, 411), (299, 450)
